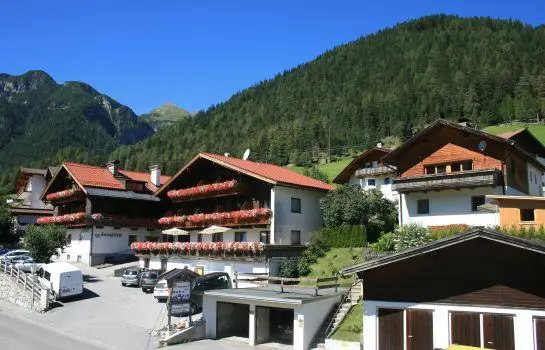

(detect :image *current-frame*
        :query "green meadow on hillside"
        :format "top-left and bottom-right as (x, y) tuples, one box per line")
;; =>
(483, 123), (545, 145)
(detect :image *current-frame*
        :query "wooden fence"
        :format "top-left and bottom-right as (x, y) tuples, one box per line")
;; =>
(234, 271), (338, 296)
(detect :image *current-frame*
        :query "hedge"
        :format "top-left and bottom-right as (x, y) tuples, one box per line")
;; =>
(317, 225), (367, 248)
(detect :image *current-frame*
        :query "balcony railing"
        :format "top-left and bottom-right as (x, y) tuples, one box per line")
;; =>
(167, 180), (245, 202)
(355, 166), (396, 178)
(392, 169), (502, 193)
(45, 188), (85, 204)
(158, 208), (272, 229)
(37, 212), (160, 228)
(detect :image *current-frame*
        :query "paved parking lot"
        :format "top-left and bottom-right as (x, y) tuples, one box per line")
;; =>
(2, 270), (190, 350)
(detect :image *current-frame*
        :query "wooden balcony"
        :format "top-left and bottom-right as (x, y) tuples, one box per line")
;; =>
(355, 166), (396, 178)
(158, 208), (272, 229)
(167, 180), (247, 203)
(392, 169), (502, 193)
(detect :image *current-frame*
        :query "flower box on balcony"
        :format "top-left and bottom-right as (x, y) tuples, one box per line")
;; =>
(45, 188), (84, 203)
(158, 208), (272, 228)
(130, 241), (264, 258)
(166, 180), (242, 202)
(37, 212), (87, 225)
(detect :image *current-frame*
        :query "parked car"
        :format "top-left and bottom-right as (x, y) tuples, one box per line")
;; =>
(0, 249), (30, 262)
(14, 258), (45, 273)
(0, 248), (8, 255)
(7, 255), (34, 266)
(153, 279), (169, 302)
(121, 267), (144, 287)
(140, 270), (159, 293)
(38, 262), (83, 300)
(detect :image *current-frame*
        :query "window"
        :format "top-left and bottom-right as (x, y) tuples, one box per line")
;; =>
(128, 234), (137, 246)
(520, 208), (535, 222)
(178, 235), (190, 243)
(451, 163), (461, 172)
(384, 177), (391, 185)
(212, 233), (223, 242)
(260, 231), (270, 244)
(290, 230), (301, 245)
(162, 234), (174, 243)
(367, 179), (376, 186)
(235, 232), (247, 242)
(436, 165), (447, 174)
(197, 234), (202, 243)
(462, 161), (473, 171)
(471, 196), (485, 212)
(425, 166), (435, 175)
(417, 199), (429, 214)
(291, 197), (301, 213)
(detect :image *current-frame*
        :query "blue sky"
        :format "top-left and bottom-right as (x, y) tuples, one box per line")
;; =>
(1, 1), (543, 114)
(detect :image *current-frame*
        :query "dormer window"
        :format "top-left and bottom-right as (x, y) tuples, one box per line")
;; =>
(125, 180), (145, 193)
(425, 161), (473, 175)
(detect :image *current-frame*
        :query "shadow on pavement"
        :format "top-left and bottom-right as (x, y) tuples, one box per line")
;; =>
(50, 287), (100, 308)
(83, 274), (102, 283)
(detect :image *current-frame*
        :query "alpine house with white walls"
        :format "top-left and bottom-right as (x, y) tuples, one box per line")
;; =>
(39, 161), (170, 266)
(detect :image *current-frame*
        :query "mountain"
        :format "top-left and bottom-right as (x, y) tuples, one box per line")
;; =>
(110, 15), (545, 176)
(0, 70), (154, 194)
(140, 102), (191, 131)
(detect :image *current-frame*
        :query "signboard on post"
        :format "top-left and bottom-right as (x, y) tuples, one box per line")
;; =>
(170, 281), (191, 316)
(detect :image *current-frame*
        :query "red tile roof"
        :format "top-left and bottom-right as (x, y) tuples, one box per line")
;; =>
(63, 162), (170, 192)
(194, 153), (334, 191)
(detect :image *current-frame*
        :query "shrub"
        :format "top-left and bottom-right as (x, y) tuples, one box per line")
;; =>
(372, 233), (395, 252)
(392, 223), (431, 250)
(278, 258), (300, 279)
(428, 224), (470, 240)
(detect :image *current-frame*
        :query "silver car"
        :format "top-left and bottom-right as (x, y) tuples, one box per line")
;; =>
(121, 268), (143, 287)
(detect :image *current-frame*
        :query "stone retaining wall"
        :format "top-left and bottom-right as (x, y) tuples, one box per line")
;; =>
(0, 273), (44, 312)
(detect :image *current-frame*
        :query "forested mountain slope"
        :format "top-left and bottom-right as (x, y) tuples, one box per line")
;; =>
(111, 15), (545, 175)
(0, 70), (153, 194)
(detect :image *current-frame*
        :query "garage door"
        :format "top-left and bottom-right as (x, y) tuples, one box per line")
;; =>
(535, 317), (545, 350)
(451, 312), (515, 350)
(378, 308), (403, 350)
(407, 309), (433, 350)
(483, 314), (514, 350)
(216, 302), (250, 339)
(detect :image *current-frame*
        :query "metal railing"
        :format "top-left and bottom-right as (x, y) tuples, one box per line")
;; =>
(0, 260), (43, 304)
(355, 166), (395, 178)
(324, 278), (361, 338)
(233, 271), (338, 296)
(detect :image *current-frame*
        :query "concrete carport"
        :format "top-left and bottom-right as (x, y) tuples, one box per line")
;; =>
(203, 287), (343, 350)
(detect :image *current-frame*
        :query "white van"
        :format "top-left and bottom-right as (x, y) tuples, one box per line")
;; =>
(38, 262), (83, 299)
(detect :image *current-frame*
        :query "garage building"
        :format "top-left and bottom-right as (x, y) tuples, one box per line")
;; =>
(203, 287), (343, 349)
(343, 228), (545, 350)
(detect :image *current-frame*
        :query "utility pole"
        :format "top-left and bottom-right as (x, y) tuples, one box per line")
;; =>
(328, 125), (331, 164)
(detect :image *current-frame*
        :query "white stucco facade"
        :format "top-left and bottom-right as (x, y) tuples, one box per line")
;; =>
(349, 173), (397, 201)
(399, 187), (503, 227)
(271, 185), (325, 245)
(59, 226), (161, 265)
(25, 174), (49, 209)
(363, 300), (545, 350)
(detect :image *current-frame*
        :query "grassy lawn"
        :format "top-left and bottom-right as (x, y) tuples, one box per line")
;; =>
(483, 123), (545, 145)
(330, 302), (363, 342)
(288, 157), (354, 183)
(305, 247), (364, 286)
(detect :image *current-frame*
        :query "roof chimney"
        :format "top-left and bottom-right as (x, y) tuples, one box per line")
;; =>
(107, 160), (119, 175)
(150, 165), (161, 187)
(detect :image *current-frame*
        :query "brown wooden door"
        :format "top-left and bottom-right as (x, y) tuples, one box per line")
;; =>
(536, 318), (545, 350)
(451, 312), (480, 347)
(483, 314), (515, 350)
(378, 308), (403, 350)
(407, 309), (433, 350)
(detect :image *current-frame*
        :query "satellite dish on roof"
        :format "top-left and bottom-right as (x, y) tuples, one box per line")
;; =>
(478, 140), (487, 152)
(242, 149), (251, 161)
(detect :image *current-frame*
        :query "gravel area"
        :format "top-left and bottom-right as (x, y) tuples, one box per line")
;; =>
(0, 272), (43, 312)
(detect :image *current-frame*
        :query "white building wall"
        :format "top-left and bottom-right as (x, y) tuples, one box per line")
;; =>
(60, 226), (161, 265)
(400, 187), (503, 227)
(363, 299), (545, 350)
(28, 174), (48, 209)
(527, 162), (543, 196)
(271, 185), (325, 245)
(296, 295), (342, 350)
(349, 174), (397, 201)
(186, 228), (264, 243)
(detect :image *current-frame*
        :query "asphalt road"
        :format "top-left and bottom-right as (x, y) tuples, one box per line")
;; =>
(0, 308), (107, 350)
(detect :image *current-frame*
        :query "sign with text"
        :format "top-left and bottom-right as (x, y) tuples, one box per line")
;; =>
(171, 281), (191, 303)
(170, 303), (191, 314)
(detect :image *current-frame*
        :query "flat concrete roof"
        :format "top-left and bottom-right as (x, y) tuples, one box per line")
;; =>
(204, 285), (345, 306)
